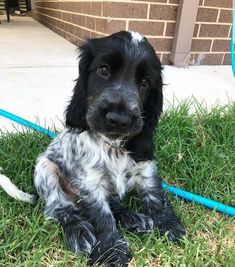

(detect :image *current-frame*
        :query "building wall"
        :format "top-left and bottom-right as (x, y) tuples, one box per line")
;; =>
(33, 0), (232, 65)
(191, 0), (232, 65)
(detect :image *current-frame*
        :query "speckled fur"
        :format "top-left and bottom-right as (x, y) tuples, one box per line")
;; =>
(34, 31), (185, 267)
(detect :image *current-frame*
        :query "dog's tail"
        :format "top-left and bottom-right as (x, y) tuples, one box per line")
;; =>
(0, 174), (35, 204)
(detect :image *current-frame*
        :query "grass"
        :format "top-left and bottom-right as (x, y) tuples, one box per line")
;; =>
(0, 102), (234, 266)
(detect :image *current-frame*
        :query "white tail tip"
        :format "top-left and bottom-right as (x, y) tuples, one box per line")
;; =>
(0, 174), (35, 204)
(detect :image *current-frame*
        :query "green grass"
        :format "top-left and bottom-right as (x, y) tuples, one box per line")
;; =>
(0, 103), (234, 266)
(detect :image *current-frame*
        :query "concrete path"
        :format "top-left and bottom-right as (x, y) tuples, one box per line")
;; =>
(163, 65), (235, 111)
(0, 16), (235, 134)
(0, 16), (77, 133)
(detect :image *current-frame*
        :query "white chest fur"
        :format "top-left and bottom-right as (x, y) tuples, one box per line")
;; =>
(46, 129), (156, 201)
(76, 131), (135, 198)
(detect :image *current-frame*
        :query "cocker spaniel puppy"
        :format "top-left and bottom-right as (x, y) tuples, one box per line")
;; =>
(34, 31), (185, 266)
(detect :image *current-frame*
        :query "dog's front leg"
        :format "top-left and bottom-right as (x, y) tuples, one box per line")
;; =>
(80, 187), (131, 266)
(134, 161), (185, 242)
(34, 157), (97, 255)
(110, 195), (153, 233)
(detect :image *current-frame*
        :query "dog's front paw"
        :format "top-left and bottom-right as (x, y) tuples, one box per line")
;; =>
(63, 219), (97, 254)
(119, 210), (153, 233)
(88, 233), (131, 267)
(158, 218), (185, 242)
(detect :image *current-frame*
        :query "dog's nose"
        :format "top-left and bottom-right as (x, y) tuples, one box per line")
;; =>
(106, 112), (131, 129)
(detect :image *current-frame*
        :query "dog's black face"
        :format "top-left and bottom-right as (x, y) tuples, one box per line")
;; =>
(86, 49), (145, 139)
(66, 31), (163, 160)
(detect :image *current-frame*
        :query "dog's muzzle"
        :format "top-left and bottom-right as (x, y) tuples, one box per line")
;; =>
(87, 92), (143, 139)
(102, 102), (142, 138)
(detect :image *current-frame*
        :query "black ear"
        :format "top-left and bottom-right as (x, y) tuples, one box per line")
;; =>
(65, 42), (93, 130)
(125, 70), (163, 162)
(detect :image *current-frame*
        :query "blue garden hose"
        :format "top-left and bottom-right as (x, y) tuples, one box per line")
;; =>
(231, 0), (235, 77)
(0, 109), (57, 138)
(0, 109), (234, 216)
(162, 184), (235, 216)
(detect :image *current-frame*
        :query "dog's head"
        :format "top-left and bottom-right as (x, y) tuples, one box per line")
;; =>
(66, 31), (163, 161)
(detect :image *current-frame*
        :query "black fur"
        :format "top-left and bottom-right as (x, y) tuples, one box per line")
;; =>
(66, 43), (93, 130)
(35, 31), (185, 267)
(110, 195), (154, 233)
(136, 174), (186, 241)
(66, 31), (163, 146)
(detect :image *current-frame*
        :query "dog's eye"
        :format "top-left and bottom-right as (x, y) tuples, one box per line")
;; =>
(97, 65), (110, 79)
(140, 78), (149, 89)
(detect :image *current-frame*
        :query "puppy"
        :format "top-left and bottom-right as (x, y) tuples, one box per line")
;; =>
(3, 31), (185, 266)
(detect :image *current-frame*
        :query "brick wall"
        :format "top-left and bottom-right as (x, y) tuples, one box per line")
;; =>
(33, 0), (233, 65)
(191, 0), (232, 65)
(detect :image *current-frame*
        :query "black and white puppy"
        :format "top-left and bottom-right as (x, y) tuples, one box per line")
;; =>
(34, 31), (185, 266)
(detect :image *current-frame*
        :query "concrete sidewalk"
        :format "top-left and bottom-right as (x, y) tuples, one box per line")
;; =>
(0, 16), (235, 134)
(0, 16), (78, 132)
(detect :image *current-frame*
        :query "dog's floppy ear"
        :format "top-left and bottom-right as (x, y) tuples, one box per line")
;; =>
(125, 69), (163, 162)
(65, 42), (93, 130)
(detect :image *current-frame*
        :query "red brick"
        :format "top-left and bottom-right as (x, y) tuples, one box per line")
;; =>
(72, 14), (85, 27)
(57, 11), (61, 20)
(223, 53), (231, 64)
(90, 2), (102, 16)
(199, 24), (230, 37)
(191, 39), (212, 52)
(212, 39), (230, 52)
(58, 2), (62, 10)
(65, 32), (74, 43)
(37, 2), (58, 9)
(107, 20), (126, 34)
(56, 19), (63, 29)
(132, 0), (167, 2)
(204, 0), (232, 8)
(104, 2), (148, 19)
(64, 22), (73, 33)
(193, 24), (199, 37)
(81, 2), (91, 15)
(85, 17), (96, 30)
(129, 21), (164, 36)
(148, 38), (173, 52)
(81, 29), (91, 40)
(73, 2), (82, 13)
(67, 13), (72, 23)
(165, 22), (175, 36)
(58, 20), (65, 31)
(149, 4), (178, 21)
(95, 18), (107, 33)
(169, 0), (178, 4)
(63, 2), (74, 12)
(74, 26), (82, 38)
(219, 9), (232, 23)
(196, 7), (218, 22)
